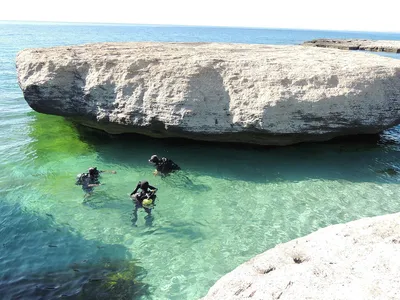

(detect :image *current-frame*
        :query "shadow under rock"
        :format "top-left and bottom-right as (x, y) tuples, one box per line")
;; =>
(70, 121), (400, 184)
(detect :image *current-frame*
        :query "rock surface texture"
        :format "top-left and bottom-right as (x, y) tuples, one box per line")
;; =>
(201, 213), (400, 300)
(303, 39), (400, 53)
(16, 42), (400, 145)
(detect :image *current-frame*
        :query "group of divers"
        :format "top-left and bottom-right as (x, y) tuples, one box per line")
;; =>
(75, 155), (181, 223)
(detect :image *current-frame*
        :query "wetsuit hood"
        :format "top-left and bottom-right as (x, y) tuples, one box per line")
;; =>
(140, 180), (149, 190)
(149, 155), (159, 163)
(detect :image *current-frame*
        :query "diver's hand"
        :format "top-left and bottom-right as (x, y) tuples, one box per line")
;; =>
(153, 170), (158, 176)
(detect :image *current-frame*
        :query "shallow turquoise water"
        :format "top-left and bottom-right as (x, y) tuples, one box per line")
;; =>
(1, 23), (400, 299)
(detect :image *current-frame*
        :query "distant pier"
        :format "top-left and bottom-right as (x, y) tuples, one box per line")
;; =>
(303, 39), (400, 53)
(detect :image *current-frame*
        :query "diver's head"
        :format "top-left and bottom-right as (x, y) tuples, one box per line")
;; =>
(140, 180), (149, 190)
(88, 167), (96, 176)
(149, 155), (159, 164)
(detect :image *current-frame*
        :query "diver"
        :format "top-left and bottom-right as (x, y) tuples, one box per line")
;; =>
(75, 167), (115, 198)
(130, 180), (158, 225)
(130, 180), (158, 211)
(75, 172), (101, 198)
(87, 167), (116, 180)
(149, 155), (180, 177)
(76, 167), (116, 186)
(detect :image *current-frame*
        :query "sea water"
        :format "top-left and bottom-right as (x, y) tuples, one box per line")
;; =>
(1, 22), (400, 299)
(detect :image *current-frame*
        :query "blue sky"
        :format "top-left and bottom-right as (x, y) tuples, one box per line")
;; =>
(1, 0), (399, 33)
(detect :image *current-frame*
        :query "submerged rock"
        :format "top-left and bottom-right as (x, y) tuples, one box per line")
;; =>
(201, 212), (400, 300)
(16, 42), (400, 146)
(0, 259), (150, 299)
(376, 168), (399, 176)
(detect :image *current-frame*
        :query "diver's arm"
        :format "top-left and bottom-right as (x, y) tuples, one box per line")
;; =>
(88, 178), (101, 187)
(130, 183), (140, 196)
(100, 170), (117, 174)
(159, 162), (169, 174)
(153, 163), (163, 176)
(148, 185), (158, 196)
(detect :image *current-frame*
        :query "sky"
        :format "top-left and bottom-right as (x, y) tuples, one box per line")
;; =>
(1, 0), (400, 33)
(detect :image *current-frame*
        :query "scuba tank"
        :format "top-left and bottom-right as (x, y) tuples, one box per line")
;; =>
(132, 190), (157, 208)
(75, 173), (88, 185)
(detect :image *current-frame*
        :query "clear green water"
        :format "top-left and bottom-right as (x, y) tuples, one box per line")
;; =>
(2, 108), (400, 299)
(2, 22), (400, 300)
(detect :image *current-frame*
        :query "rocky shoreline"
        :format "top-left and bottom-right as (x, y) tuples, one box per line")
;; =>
(16, 42), (400, 146)
(303, 39), (400, 53)
(201, 212), (400, 300)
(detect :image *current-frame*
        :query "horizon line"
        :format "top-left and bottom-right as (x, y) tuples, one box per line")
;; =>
(1, 19), (400, 35)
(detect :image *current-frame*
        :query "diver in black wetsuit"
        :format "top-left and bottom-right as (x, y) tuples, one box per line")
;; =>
(75, 171), (101, 198)
(88, 167), (116, 179)
(149, 155), (181, 177)
(75, 167), (116, 199)
(130, 180), (158, 225)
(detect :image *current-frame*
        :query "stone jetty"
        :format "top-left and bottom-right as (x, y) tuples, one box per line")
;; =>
(303, 39), (400, 53)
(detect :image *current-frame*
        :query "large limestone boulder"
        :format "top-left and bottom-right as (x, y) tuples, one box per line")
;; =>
(16, 42), (400, 145)
(201, 213), (400, 300)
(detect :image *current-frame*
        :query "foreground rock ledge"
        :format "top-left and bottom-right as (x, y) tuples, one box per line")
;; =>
(201, 213), (400, 300)
(303, 39), (400, 53)
(16, 42), (400, 146)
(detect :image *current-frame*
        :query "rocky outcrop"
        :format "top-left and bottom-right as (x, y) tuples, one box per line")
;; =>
(303, 39), (400, 53)
(16, 42), (400, 146)
(201, 213), (400, 300)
